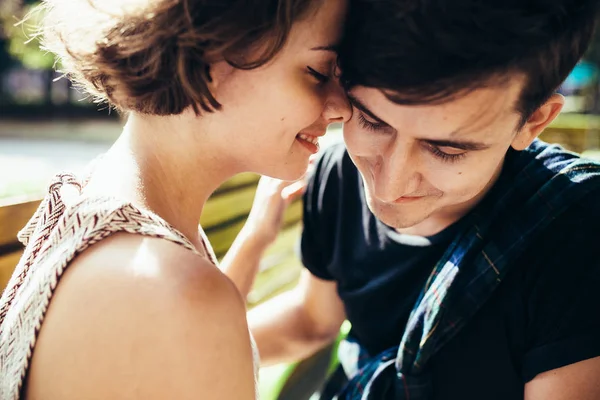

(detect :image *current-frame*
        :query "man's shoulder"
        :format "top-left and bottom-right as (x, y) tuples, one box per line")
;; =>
(517, 184), (600, 282)
(497, 141), (600, 227)
(511, 139), (600, 179)
(507, 186), (600, 381)
(490, 144), (600, 289)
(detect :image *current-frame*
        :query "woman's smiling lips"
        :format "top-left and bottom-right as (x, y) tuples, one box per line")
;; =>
(296, 131), (324, 154)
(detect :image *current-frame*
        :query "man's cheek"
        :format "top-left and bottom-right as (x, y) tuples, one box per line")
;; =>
(344, 123), (383, 155)
(343, 129), (365, 155)
(449, 178), (487, 202)
(432, 174), (474, 200)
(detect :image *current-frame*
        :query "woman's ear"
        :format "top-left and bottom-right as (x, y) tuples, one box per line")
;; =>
(207, 61), (236, 93)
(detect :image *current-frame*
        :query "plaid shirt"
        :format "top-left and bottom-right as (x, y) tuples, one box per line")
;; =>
(334, 140), (600, 399)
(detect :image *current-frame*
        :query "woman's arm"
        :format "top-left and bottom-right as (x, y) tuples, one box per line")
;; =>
(220, 176), (307, 299)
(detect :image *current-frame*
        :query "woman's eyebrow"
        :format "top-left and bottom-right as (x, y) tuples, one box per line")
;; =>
(311, 45), (339, 52)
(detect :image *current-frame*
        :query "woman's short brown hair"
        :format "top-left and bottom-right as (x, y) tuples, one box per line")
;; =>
(41, 0), (320, 115)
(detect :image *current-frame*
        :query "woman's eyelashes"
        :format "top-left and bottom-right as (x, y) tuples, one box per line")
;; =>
(307, 66), (330, 84)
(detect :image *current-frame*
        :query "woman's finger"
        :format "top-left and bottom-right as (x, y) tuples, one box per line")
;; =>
(282, 180), (307, 202)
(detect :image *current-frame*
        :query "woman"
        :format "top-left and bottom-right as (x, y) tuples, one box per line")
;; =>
(0, 0), (350, 398)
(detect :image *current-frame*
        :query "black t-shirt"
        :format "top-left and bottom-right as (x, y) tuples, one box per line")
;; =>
(301, 142), (600, 399)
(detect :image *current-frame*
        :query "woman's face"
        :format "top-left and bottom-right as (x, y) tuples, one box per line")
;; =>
(208, 0), (351, 180)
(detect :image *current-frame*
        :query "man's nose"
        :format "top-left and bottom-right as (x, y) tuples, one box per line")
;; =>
(374, 141), (421, 203)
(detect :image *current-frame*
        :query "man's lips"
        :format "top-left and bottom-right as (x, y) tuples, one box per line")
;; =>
(393, 195), (425, 204)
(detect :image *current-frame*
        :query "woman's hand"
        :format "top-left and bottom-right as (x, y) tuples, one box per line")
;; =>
(222, 160), (315, 298)
(244, 160), (315, 246)
(244, 177), (305, 246)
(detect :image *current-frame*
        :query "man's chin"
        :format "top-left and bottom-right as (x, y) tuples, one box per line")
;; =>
(378, 214), (427, 231)
(368, 200), (429, 231)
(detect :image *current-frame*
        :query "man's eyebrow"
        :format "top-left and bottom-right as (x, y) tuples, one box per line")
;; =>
(422, 139), (490, 151)
(311, 45), (339, 52)
(347, 94), (390, 126)
(348, 94), (490, 150)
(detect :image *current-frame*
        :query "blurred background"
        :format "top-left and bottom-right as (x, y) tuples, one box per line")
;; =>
(1, 3), (600, 398)
(1, 0), (600, 201)
(2, 0), (600, 283)
(0, 0), (123, 202)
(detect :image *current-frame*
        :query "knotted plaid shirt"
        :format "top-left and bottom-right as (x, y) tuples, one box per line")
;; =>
(334, 140), (600, 399)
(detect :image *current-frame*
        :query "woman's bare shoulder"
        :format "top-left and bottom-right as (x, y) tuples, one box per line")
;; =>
(26, 232), (255, 400)
(56, 232), (242, 315)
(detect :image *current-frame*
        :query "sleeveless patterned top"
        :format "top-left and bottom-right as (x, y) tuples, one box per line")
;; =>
(0, 172), (259, 399)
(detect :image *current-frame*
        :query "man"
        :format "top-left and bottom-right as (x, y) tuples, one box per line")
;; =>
(223, 0), (600, 398)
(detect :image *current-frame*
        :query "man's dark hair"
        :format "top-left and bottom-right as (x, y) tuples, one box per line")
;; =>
(339, 0), (600, 123)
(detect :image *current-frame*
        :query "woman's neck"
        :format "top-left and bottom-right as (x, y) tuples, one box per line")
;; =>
(85, 112), (239, 245)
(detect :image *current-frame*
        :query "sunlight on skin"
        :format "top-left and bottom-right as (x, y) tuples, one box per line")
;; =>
(129, 239), (163, 279)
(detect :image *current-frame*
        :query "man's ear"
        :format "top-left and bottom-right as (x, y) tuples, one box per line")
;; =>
(511, 93), (564, 151)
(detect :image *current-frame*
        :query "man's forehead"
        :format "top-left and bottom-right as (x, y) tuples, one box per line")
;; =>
(350, 81), (523, 137)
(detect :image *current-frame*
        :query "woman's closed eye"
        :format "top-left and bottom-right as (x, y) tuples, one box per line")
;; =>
(307, 66), (330, 84)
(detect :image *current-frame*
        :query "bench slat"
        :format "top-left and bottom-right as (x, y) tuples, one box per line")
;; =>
(258, 224), (303, 272)
(207, 201), (302, 258)
(0, 175), (260, 249)
(0, 199), (40, 249)
(201, 186), (257, 230)
(248, 253), (303, 306)
(0, 250), (23, 291)
(0, 175), (304, 300)
(215, 173), (260, 194)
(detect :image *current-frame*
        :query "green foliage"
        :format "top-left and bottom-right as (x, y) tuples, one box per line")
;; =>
(2, 1), (55, 70)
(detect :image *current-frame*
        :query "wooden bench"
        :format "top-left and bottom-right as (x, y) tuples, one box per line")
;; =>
(0, 173), (305, 307)
(541, 114), (600, 153)
(0, 173), (311, 399)
(4, 123), (590, 293)
(1, 123), (597, 399)
(0, 197), (41, 289)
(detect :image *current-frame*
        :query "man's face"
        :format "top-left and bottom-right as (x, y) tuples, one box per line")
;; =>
(343, 79), (528, 236)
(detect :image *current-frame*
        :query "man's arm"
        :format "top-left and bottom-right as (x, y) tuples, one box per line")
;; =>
(249, 269), (346, 366)
(524, 356), (600, 399)
(519, 188), (600, 399)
